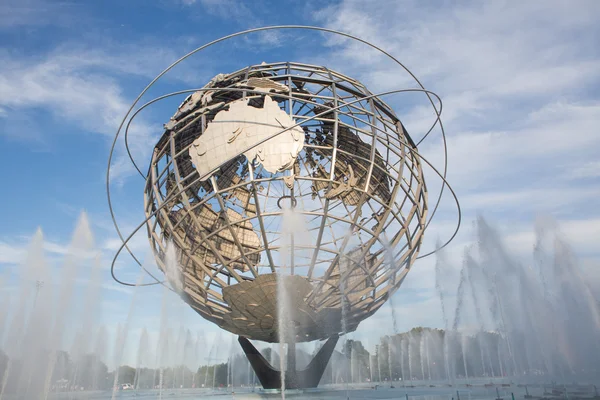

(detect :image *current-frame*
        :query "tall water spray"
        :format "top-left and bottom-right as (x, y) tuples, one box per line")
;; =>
(1, 229), (47, 399)
(134, 328), (149, 390)
(111, 270), (145, 400)
(93, 325), (108, 390)
(277, 202), (315, 393)
(277, 205), (295, 396)
(0, 213), (107, 399)
(435, 244), (455, 383)
(438, 216), (600, 382)
(70, 255), (103, 389)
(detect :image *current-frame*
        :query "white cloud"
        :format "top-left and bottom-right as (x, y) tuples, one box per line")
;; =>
(314, 0), (600, 94)
(0, 49), (152, 136)
(43, 40), (215, 85)
(0, 0), (78, 29)
(0, 241), (24, 265)
(102, 232), (149, 255)
(313, 0), (600, 194)
(459, 185), (600, 215)
(0, 33), (235, 182)
(180, 0), (253, 21)
(0, 48), (163, 182)
(174, 0), (284, 47)
(560, 160), (600, 180)
(0, 235), (74, 265)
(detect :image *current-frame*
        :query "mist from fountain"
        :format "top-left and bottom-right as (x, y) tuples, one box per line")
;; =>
(364, 216), (600, 388)
(368, 341), (374, 383)
(15, 230), (53, 398)
(134, 327), (149, 390)
(111, 269), (146, 400)
(0, 214), (102, 400)
(173, 327), (183, 389)
(435, 238), (455, 383)
(93, 325), (108, 390)
(227, 334), (234, 391)
(376, 344), (382, 382)
(156, 285), (171, 398)
(277, 202), (325, 394)
(211, 340), (218, 389)
(182, 329), (194, 388)
(460, 334), (470, 383)
(420, 334), (426, 381)
(202, 342), (211, 389)
(424, 332), (432, 380)
(2, 208), (598, 396)
(339, 265), (351, 389)
(0, 212), (243, 397)
(70, 254), (103, 389)
(45, 214), (95, 394)
(408, 331), (414, 381)
(436, 216), (600, 382)
(277, 205), (296, 397)
(194, 331), (202, 379)
(0, 271), (10, 340)
(111, 324), (124, 398)
(387, 338), (393, 382)
(399, 338), (405, 382)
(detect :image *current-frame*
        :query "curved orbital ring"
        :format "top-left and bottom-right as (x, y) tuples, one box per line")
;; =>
(107, 25), (461, 288)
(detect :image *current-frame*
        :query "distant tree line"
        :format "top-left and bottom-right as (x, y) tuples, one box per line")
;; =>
(0, 327), (522, 393)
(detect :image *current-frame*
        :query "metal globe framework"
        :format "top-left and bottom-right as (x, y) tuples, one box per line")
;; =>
(107, 26), (461, 352)
(107, 26), (462, 390)
(144, 61), (427, 342)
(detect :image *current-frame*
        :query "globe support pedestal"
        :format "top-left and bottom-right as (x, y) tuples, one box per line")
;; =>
(238, 334), (339, 389)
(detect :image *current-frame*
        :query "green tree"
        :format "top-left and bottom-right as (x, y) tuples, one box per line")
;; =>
(117, 365), (136, 385)
(74, 354), (108, 390)
(194, 363), (228, 388)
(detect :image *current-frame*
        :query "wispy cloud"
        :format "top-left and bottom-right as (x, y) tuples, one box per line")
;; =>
(175, 0), (285, 47)
(562, 160), (600, 180)
(0, 50), (131, 136)
(179, 0), (254, 22)
(0, 46), (163, 182)
(0, 0), (81, 29)
(0, 235), (74, 265)
(313, 1), (600, 220)
(0, 241), (25, 265)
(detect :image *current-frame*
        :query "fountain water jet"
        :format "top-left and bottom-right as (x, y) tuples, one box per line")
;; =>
(437, 216), (600, 383)
(0, 214), (101, 400)
(134, 328), (149, 390)
(110, 269), (145, 400)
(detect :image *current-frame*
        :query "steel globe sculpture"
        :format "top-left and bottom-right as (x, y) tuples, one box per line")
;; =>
(108, 27), (459, 390)
(146, 61), (426, 340)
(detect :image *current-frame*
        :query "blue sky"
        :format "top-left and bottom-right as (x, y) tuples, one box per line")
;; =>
(1, 0), (599, 366)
